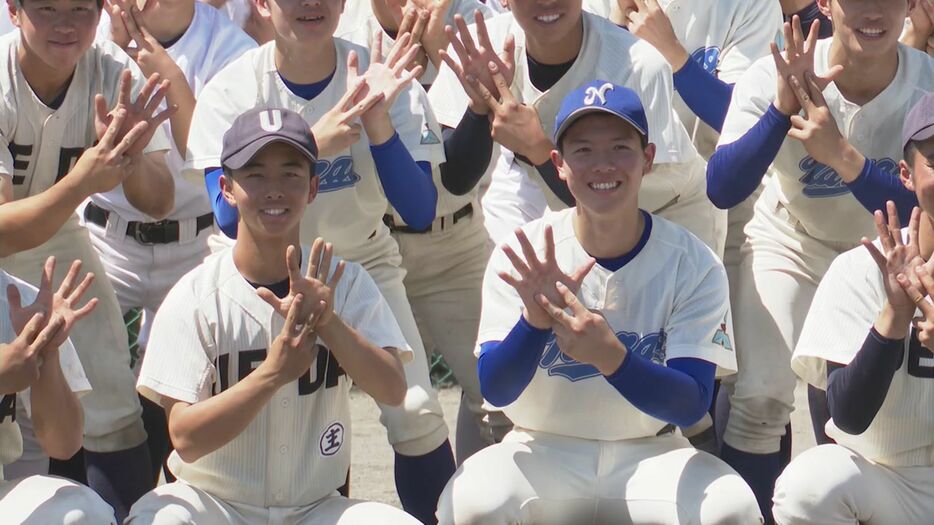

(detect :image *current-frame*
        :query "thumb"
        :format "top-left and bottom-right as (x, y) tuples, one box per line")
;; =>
(256, 287), (282, 311)
(5, 284), (22, 310)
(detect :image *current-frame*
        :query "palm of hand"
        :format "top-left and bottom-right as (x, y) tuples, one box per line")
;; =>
(884, 247), (924, 310)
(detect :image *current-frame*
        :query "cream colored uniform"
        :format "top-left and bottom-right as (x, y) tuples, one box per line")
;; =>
(0, 33), (170, 452)
(773, 234), (934, 524)
(429, 11), (726, 256)
(717, 41), (934, 455)
(437, 209), (759, 524)
(88, 4), (256, 370)
(337, 0), (508, 458)
(127, 247), (419, 524)
(0, 271), (116, 525)
(185, 39), (448, 455)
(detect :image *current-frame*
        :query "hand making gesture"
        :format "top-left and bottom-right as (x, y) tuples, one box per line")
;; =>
(771, 15), (842, 117)
(897, 264), (934, 352)
(109, 1), (182, 81)
(625, 0), (688, 70)
(439, 11), (515, 115)
(94, 70), (176, 161)
(499, 226), (595, 330)
(312, 75), (385, 158)
(260, 294), (328, 387)
(71, 108), (153, 195)
(785, 71), (858, 177)
(863, 204), (928, 320)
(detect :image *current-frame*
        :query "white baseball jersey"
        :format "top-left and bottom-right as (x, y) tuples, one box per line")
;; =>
(185, 39), (445, 254)
(429, 11), (699, 213)
(719, 41), (934, 245)
(0, 270), (90, 480)
(792, 232), (934, 468)
(138, 246), (412, 507)
(477, 208), (736, 441)
(584, 0), (782, 157)
(0, 33), (170, 214)
(94, 3), (257, 221)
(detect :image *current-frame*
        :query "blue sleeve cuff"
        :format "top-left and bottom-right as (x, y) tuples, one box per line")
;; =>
(477, 316), (552, 407)
(845, 158), (917, 224)
(205, 167), (238, 239)
(672, 58), (734, 133)
(604, 355), (715, 427)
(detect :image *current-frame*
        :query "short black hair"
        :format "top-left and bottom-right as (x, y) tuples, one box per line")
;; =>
(905, 140), (920, 165)
(13, 0), (104, 10)
(556, 131), (649, 155)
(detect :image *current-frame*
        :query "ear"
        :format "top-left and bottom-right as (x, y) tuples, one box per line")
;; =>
(7, 0), (18, 29)
(815, 0), (831, 18)
(220, 172), (238, 208)
(254, 0), (271, 19)
(551, 149), (567, 181)
(642, 143), (656, 176)
(900, 159), (916, 192)
(307, 174), (320, 204)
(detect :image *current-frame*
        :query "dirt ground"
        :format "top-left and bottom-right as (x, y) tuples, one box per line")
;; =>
(348, 382), (818, 508)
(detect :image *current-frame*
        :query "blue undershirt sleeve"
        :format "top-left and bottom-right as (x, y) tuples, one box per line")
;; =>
(604, 355), (716, 428)
(477, 316), (552, 407)
(826, 327), (904, 435)
(845, 159), (918, 224)
(205, 167), (239, 239)
(706, 104), (792, 209)
(370, 133), (437, 230)
(439, 108), (494, 195)
(672, 59), (735, 133)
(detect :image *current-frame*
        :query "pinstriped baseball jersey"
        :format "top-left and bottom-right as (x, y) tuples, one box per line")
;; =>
(792, 233), (934, 468)
(0, 33), (170, 209)
(583, 0), (782, 157)
(185, 38), (445, 253)
(137, 246), (412, 507)
(719, 41), (934, 244)
(0, 270), (90, 480)
(476, 209), (736, 441)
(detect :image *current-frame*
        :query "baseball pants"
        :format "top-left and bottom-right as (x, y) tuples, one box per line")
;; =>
(126, 482), (420, 525)
(2, 402), (47, 479)
(0, 474), (117, 524)
(437, 429), (762, 525)
(722, 186), (857, 455)
(392, 203), (512, 462)
(0, 223), (146, 452)
(773, 444), (934, 525)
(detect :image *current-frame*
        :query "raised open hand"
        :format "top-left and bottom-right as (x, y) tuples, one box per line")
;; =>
(498, 226), (595, 330)
(439, 11), (515, 114)
(351, 31), (423, 133)
(862, 203), (927, 315)
(94, 70), (177, 160)
(626, 0), (687, 69)
(71, 107), (152, 195)
(771, 15), (842, 116)
(312, 72), (384, 157)
(261, 294), (327, 387)
(786, 71), (851, 171)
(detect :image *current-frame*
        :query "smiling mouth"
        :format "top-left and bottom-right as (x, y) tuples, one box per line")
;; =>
(589, 181), (620, 191)
(535, 13), (562, 24)
(297, 15), (325, 22)
(261, 208), (288, 216)
(856, 27), (885, 38)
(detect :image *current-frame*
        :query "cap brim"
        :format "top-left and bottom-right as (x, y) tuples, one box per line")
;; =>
(222, 136), (317, 171)
(907, 123), (934, 149)
(554, 107), (648, 144)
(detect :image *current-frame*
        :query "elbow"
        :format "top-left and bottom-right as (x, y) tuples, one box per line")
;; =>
(706, 188), (735, 210)
(376, 362), (408, 407)
(170, 435), (206, 463)
(440, 174), (473, 196)
(830, 414), (871, 435)
(44, 432), (83, 460)
(400, 198), (437, 231)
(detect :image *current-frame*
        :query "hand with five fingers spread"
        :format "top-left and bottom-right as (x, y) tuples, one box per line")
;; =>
(498, 226), (595, 330)
(258, 294), (327, 388)
(71, 107), (152, 196)
(439, 11), (515, 115)
(393, 5), (431, 75)
(537, 281), (627, 376)
(312, 71), (386, 158)
(0, 312), (63, 395)
(904, 0), (934, 50)
(625, 0), (688, 70)
(94, 70), (177, 162)
(770, 15), (843, 117)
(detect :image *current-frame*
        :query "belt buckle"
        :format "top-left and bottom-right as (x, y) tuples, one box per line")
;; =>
(132, 220), (168, 245)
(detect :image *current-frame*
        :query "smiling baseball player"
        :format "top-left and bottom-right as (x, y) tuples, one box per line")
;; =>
(127, 107), (420, 525)
(774, 93), (934, 524)
(438, 81), (758, 525)
(0, 0), (176, 517)
(707, 1), (934, 520)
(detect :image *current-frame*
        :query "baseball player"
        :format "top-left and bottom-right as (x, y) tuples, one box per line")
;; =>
(773, 93), (934, 524)
(429, 2), (727, 257)
(127, 107), (420, 525)
(0, 257), (116, 524)
(902, 0), (934, 54)
(780, 1), (832, 38)
(89, 0), (256, 482)
(337, 1), (510, 462)
(438, 81), (759, 525)
(707, 3), (933, 520)
(0, 0), (176, 517)
(185, 4), (455, 521)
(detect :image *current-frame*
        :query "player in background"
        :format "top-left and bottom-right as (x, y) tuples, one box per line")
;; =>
(201, 0), (274, 43)
(0, 257), (115, 524)
(780, 0), (832, 38)
(773, 93), (934, 524)
(127, 107), (420, 525)
(87, 0), (256, 483)
(338, 2), (511, 462)
(186, 3), (455, 520)
(438, 81), (759, 525)
(0, 0), (176, 518)
(430, 0), (727, 259)
(902, 0), (934, 55)
(706, 2), (933, 520)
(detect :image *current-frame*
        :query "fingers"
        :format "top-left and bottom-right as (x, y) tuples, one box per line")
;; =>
(397, 6), (417, 38)
(5, 283), (23, 312)
(455, 13), (478, 56)
(147, 102), (177, 130)
(318, 242), (334, 282)
(29, 315), (64, 354)
(109, 121), (150, 158)
(372, 29), (384, 65)
(887, 201), (903, 247)
(499, 33), (516, 73)
(283, 293), (305, 336)
(819, 64), (844, 89)
(19, 311), (46, 343)
(341, 91), (385, 123)
(488, 61), (513, 102)
(569, 258), (596, 287)
(471, 73), (500, 111)
(338, 77), (370, 113)
(256, 287), (284, 311)
(410, 8), (428, 44)
(475, 9), (495, 53)
(788, 74), (815, 114)
(445, 19), (472, 66)
(117, 69), (133, 108)
(285, 244), (303, 287)
(873, 209), (895, 254)
(803, 71), (828, 107)
(122, 5), (146, 45)
(791, 15), (805, 53)
(94, 94), (111, 126)
(100, 108), (129, 150)
(71, 297), (99, 323)
(501, 244), (531, 277)
(69, 271), (96, 309)
(307, 238), (324, 280)
(543, 225), (556, 265)
(536, 292), (572, 329)
(392, 35), (422, 76)
(328, 260), (346, 289)
(346, 50), (360, 85)
(515, 229), (542, 272)
(804, 18), (820, 54)
(386, 31), (413, 68)
(57, 259), (81, 299)
(142, 79), (170, 118)
(40, 255), (56, 297)
(554, 281), (586, 316)
(900, 272), (934, 319)
(861, 237), (888, 274)
(908, 206), (922, 249)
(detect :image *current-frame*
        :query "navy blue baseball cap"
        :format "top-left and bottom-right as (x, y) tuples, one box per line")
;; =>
(222, 108), (318, 171)
(553, 81), (649, 145)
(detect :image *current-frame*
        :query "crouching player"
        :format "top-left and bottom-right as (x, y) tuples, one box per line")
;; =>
(436, 82), (760, 524)
(774, 93), (934, 525)
(126, 108), (420, 524)
(0, 257), (115, 524)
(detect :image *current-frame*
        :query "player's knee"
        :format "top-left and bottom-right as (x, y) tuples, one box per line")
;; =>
(436, 466), (521, 525)
(724, 395), (793, 452)
(58, 486), (118, 525)
(125, 490), (193, 525)
(772, 445), (861, 525)
(695, 469), (764, 524)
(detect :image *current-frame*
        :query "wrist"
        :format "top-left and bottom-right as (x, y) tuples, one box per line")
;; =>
(527, 135), (555, 166)
(364, 114), (395, 146)
(521, 309), (551, 330)
(597, 340), (628, 376)
(874, 302), (914, 340)
(253, 361), (289, 390)
(830, 142), (865, 183)
(663, 44), (690, 72)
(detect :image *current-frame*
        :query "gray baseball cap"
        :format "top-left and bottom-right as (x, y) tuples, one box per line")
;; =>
(221, 108), (318, 171)
(903, 92), (934, 152)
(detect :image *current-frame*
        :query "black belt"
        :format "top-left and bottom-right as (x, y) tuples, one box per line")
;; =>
(383, 203), (473, 234)
(84, 202), (214, 245)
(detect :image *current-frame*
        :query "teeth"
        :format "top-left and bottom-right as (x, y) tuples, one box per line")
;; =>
(536, 14), (560, 23)
(589, 182), (619, 191)
(263, 209), (286, 216)
(859, 28), (883, 35)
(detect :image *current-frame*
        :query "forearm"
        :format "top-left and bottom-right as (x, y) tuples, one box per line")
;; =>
(477, 316), (551, 407)
(370, 133), (437, 230)
(123, 153), (174, 219)
(167, 369), (280, 463)
(165, 70), (197, 157)
(317, 317), (406, 406)
(30, 351), (83, 459)
(439, 110), (494, 195)
(672, 58), (735, 133)
(0, 177), (89, 257)
(845, 157), (917, 224)
(604, 356), (715, 427)
(901, 25), (931, 51)
(707, 104), (791, 209)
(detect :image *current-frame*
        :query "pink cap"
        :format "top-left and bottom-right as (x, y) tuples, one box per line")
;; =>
(903, 91), (934, 151)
